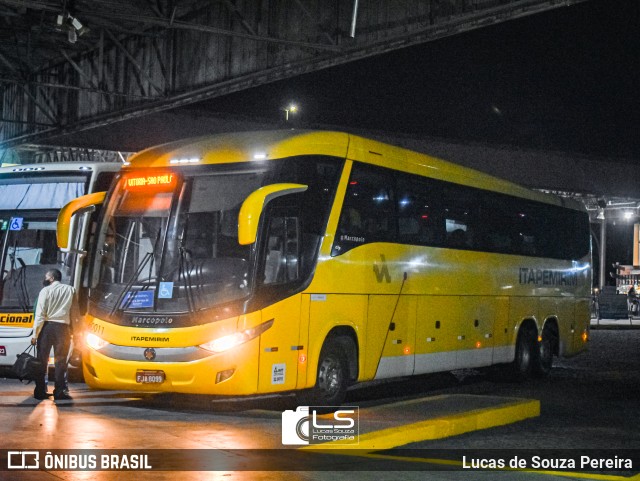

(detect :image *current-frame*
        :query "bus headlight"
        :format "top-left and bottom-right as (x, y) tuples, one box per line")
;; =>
(200, 319), (274, 353)
(86, 332), (109, 351)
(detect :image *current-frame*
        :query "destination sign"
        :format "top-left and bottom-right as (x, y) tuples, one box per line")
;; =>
(124, 173), (176, 191)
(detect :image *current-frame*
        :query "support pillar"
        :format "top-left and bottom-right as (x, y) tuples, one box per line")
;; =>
(634, 224), (639, 267)
(599, 215), (607, 289)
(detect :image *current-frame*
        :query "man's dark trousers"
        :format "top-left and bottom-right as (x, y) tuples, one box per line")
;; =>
(35, 322), (71, 396)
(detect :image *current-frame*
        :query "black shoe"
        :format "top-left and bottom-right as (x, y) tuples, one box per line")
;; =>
(34, 391), (51, 400)
(53, 390), (73, 401)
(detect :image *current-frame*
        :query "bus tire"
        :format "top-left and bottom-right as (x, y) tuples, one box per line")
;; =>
(300, 340), (349, 407)
(533, 324), (557, 377)
(510, 324), (536, 381)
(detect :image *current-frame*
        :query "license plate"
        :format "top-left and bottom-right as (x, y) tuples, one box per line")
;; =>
(135, 370), (165, 384)
(0, 346), (5, 356)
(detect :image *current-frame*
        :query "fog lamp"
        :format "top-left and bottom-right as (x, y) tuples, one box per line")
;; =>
(215, 369), (235, 384)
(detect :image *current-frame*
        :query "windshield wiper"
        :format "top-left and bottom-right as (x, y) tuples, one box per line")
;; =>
(15, 257), (30, 313)
(178, 246), (197, 314)
(109, 251), (153, 316)
(108, 221), (163, 315)
(7, 240), (30, 312)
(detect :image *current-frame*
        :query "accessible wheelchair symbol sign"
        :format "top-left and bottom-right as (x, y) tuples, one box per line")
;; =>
(9, 218), (23, 231)
(158, 282), (173, 299)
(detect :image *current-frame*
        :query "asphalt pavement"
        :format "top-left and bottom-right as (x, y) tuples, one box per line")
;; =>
(0, 319), (637, 481)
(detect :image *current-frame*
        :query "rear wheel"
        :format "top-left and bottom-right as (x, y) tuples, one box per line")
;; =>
(533, 324), (557, 377)
(510, 324), (537, 380)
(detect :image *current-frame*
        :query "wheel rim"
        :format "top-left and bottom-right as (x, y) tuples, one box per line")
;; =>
(318, 355), (343, 398)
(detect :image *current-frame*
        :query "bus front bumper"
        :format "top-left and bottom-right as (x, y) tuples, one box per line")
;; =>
(82, 339), (261, 395)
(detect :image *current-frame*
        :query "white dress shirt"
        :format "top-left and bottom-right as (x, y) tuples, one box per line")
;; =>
(33, 280), (77, 338)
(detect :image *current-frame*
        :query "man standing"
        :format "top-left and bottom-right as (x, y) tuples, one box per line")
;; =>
(31, 268), (78, 401)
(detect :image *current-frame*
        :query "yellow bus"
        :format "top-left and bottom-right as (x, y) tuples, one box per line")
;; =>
(58, 131), (591, 405)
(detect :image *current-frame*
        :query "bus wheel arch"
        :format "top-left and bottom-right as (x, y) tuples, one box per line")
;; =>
(533, 318), (559, 377)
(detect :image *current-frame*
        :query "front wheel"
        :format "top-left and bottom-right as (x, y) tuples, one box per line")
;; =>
(298, 341), (349, 407)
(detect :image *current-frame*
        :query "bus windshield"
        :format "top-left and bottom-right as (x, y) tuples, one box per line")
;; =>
(90, 156), (342, 316)
(0, 214), (74, 311)
(0, 175), (90, 311)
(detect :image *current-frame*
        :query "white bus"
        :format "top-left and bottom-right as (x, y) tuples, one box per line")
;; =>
(0, 162), (120, 368)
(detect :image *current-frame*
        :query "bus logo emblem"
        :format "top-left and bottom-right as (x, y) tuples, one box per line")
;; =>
(143, 348), (156, 361)
(373, 254), (391, 283)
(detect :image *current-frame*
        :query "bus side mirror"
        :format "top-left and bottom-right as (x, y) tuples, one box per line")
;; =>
(238, 183), (308, 245)
(57, 191), (106, 251)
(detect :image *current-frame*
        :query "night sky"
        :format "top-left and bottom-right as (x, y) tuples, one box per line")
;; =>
(198, 0), (640, 162)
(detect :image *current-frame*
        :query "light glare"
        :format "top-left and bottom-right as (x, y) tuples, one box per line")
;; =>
(170, 157), (200, 164)
(200, 319), (275, 353)
(86, 332), (108, 350)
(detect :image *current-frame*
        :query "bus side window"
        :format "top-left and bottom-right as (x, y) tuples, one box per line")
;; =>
(332, 163), (396, 256)
(93, 171), (117, 192)
(340, 207), (363, 236)
(396, 174), (446, 247)
(447, 228), (469, 248)
(263, 215), (300, 285)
